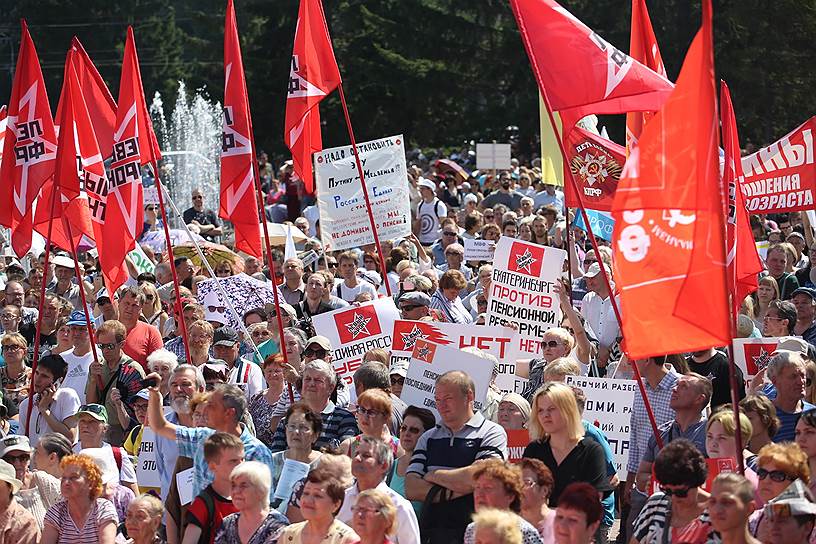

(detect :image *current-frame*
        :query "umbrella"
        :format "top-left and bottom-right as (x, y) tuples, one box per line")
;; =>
(139, 229), (205, 253)
(263, 223), (308, 246)
(434, 159), (469, 182)
(196, 273), (283, 331)
(172, 241), (244, 274)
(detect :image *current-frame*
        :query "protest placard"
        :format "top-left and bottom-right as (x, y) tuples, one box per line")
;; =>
(315, 135), (411, 251)
(733, 337), (782, 380)
(565, 375), (635, 478)
(487, 236), (566, 358)
(390, 319), (526, 394)
(401, 338), (494, 418)
(143, 185), (160, 205)
(506, 429), (530, 463)
(135, 427), (161, 489)
(573, 209), (615, 242)
(176, 467), (195, 505)
(476, 143), (512, 170)
(128, 244), (155, 275)
(312, 297), (400, 385)
(464, 238), (495, 262)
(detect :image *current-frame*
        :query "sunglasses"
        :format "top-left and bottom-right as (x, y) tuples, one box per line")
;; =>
(357, 406), (385, 418)
(658, 485), (691, 498)
(192, 195), (203, 200)
(542, 340), (564, 349)
(400, 305), (420, 312)
(390, 376), (405, 386)
(442, 232), (457, 237)
(757, 468), (796, 482)
(304, 347), (327, 358)
(327, 262), (338, 268)
(399, 424), (422, 434)
(3, 453), (30, 463)
(77, 404), (105, 415)
(145, 206), (156, 211)
(1, 345), (23, 352)
(97, 342), (120, 351)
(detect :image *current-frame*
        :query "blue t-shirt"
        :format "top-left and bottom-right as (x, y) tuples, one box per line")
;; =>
(773, 400), (816, 443)
(583, 421), (616, 527)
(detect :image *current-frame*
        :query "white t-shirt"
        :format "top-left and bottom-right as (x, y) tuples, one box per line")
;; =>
(19, 387), (81, 446)
(417, 198), (447, 245)
(60, 349), (94, 405)
(333, 278), (378, 303)
(229, 357), (266, 399)
(73, 441), (138, 485)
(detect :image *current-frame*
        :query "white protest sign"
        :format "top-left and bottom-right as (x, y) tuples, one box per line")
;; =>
(315, 135), (411, 251)
(143, 185), (160, 205)
(464, 238), (495, 262)
(273, 458), (311, 509)
(128, 244), (155, 275)
(487, 236), (566, 357)
(476, 143), (512, 170)
(390, 319), (526, 394)
(565, 375), (635, 479)
(312, 297), (400, 386)
(733, 337), (783, 380)
(135, 427), (161, 489)
(176, 467), (195, 505)
(402, 338), (494, 418)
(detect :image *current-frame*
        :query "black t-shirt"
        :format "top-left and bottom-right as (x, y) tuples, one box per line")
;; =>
(182, 207), (220, 227)
(523, 437), (613, 506)
(686, 350), (745, 409)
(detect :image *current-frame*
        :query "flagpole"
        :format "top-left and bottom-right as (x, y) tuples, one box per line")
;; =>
(336, 83), (392, 297)
(24, 179), (59, 437)
(150, 163), (191, 360)
(537, 91), (664, 449)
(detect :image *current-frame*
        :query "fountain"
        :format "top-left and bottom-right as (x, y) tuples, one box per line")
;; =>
(149, 82), (222, 225)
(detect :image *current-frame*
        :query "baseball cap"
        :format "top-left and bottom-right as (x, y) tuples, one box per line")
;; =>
(791, 287), (816, 301)
(399, 291), (431, 307)
(213, 326), (240, 347)
(0, 460), (22, 494)
(70, 404), (108, 424)
(66, 310), (87, 327)
(134, 389), (150, 401)
(417, 178), (436, 191)
(0, 435), (31, 458)
(51, 254), (76, 269)
(306, 335), (332, 352)
(389, 361), (408, 378)
(584, 262), (612, 279)
(463, 193), (478, 205)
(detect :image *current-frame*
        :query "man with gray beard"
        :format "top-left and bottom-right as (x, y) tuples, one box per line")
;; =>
(155, 364), (205, 501)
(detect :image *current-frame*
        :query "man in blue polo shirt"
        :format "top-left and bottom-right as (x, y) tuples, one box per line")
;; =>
(769, 351), (814, 442)
(405, 370), (507, 544)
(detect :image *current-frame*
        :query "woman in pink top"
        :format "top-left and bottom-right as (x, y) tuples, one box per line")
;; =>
(519, 458), (556, 541)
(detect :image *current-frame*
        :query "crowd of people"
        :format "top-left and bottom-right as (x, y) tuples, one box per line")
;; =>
(0, 156), (815, 544)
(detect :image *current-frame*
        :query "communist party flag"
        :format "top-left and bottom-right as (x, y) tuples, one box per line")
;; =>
(611, 0), (730, 359)
(721, 81), (762, 317)
(0, 21), (57, 257)
(221, 0), (262, 257)
(626, 0), (667, 152)
(69, 38), (117, 155)
(100, 27), (159, 293)
(510, 0), (672, 130)
(0, 107), (6, 171)
(284, 0), (342, 193)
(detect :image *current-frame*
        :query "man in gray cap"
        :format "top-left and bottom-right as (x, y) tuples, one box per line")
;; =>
(791, 287), (816, 346)
(212, 326), (264, 399)
(398, 291), (432, 321)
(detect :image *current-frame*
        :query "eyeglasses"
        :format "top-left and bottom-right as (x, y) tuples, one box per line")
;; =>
(1, 345), (23, 352)
(757, 468), (796, 482)
(445, 252), (463, 257)
(351, 506), (381, 517)
(442, 231), (457, 237)
(0, 313), (18, 320)
(286, 424), (313, 434)
(145, 206), (156, 211)
(763, 315), (784, 321)
(391, 376), (405, 386)
(357, 406), (385, 418)
(400, 305), (420, 312)
(192, 195), (203, 200)
(522, 478), (539, 488)
(399, 424), (422, 434)
(97, 342), (120, 351)
(658, 485), (691, 498)
(304, 347), (327, 358)
(543, 340), (564, 349)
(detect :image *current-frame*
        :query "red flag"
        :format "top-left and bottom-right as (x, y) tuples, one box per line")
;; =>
(34, 50), (104, 253)
(221, 0), (262, 257)
(721, 81), (763, 316)
(564, 127), (626, 211)
(0, 21), (57, 257)
(284, 0), (342, 193)
(100, 27), (157, 293)
(68, 38), (117, 155)
(611, 0), (729, 359)
(0, 106), (7, 171)
(626, 0), (667, 151)
(510, 0), (672, 127)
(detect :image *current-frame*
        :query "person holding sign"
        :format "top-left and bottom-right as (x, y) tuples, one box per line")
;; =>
(706, 409), (757, 473)
(268, 403), (323, 511)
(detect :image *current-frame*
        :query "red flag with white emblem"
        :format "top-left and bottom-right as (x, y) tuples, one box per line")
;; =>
(509, 0), (673, 129)
(67, 38), (117, 156)
(0, 21), (57, 257)
(221, 0), (262, 256)
(611, 0), (729, 359)
(721, 81), (762, 316)
(283, 0), (342, 194)
(626, 0), (667, 152)
(100, 27), (159, 293)
(0, 107), (7, 172)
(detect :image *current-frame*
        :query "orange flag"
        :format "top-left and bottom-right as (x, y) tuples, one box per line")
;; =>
(626, 0), (667, 152)
(611, 0), (729, 359)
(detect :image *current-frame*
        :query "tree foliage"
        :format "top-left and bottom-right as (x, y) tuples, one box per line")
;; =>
(1, 0), (814, 161)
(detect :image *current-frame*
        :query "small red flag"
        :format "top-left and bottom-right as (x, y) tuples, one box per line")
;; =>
(564, 127), (626, 212)
(221, 0), (262, 257)
(283, 0), (342, 194)
(626, 0), (667, 152)
(0, 106), (7, 170)
(0, 21), (57, 257)
(100, 27), (158, 293)
(510, 0), (672, 128)
(68, 38), (117, 155)
(721, 81), (763, 316)
(611, 0), (729, 359)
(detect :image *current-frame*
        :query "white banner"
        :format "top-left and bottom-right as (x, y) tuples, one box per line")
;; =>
(390, 319), (526, 394)
(312, 297), (400, 385)
(464, 238), (495, 262)
(733, 337), (783, 379)
(565, 375), (635, 479)
(487, 236), (566, 357)
(402, 338), (494, 418)
(476, 143), (512, 170)
(315, 135), (411, 251)
(135, 427), (161, 488)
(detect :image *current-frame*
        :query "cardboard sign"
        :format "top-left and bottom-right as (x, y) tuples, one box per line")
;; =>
(733, 337), (782, 379)
(401, 338), (494, 419)
(176, 467), (195, 506)
(506, 429), (530, 463)
(476, 143), (512, 170)
(390, 319), (526, 395)
(135, 427), (161, 488)
(128, 244), (155, 275)
(464, 238), (496, 262)
(565, 375), (636, 479)
(487, 236), (566, 358)
(312, 297), (400, 385)
(315, 135), (411, 251)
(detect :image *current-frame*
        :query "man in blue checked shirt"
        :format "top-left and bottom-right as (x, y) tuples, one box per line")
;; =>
(146, 375), (276, 500)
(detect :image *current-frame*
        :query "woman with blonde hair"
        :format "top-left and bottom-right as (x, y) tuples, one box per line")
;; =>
(706, 408), (755, 467)
(350, 489), (397, 544)
(522, 383), (611, 506)
(138, 283), (167, 333)
(470, 508), (524, 544)
(752, 275), (780, 329)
